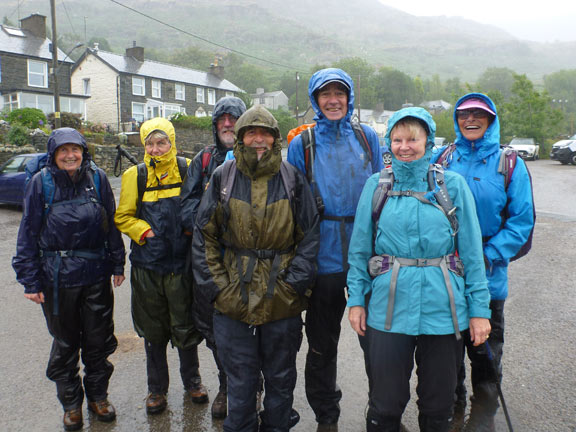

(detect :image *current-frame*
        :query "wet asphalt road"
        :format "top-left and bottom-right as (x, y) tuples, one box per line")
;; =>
(0, 159), (575, 432)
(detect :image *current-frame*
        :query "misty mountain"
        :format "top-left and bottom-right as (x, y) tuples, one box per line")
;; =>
(4, 0), (576, 82)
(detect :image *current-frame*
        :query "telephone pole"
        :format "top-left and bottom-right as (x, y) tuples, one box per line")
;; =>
(50, 0), (61, 129)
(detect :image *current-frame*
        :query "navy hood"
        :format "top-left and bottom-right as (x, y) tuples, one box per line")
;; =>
(309, 68), (355, 123)
(212, 96), (247, 151)
(453, 92), (500, 159)
(47, 127), (90, 167)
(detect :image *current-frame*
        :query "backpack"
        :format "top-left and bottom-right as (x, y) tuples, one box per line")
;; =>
(200, 145), (216, 178)
(25, 153), (49, 188)
(39, 161), (101, 216)
(371, 164), (459, 250)
(135, 156), (188, 219)
(436, 144), (535, 261)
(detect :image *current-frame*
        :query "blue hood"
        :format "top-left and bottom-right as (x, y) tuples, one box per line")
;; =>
(385, 107), (436, 150)
(453, 93), (500, 160)
(309, 68), (355, 125)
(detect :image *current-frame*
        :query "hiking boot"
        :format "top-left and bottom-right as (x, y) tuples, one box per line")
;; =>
(146, 393), (167, 415)
(187, 380), (209, 404)
(63, 408), (83, 431)
(462, 411), (496, 432)
(211, 390), (227, 419)
(88, 399), (116, 422)
(289, 409), (300, 428)
(448, 404), (466, 432)
(316, 423), (338, 432)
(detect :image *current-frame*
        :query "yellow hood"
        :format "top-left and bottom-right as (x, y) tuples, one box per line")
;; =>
(140, 117), (178, 169)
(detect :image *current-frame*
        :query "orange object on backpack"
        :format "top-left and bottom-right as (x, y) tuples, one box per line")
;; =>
(287, 123), (316, 145)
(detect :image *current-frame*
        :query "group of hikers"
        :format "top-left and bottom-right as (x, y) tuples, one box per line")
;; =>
(12, 67), (535, 432)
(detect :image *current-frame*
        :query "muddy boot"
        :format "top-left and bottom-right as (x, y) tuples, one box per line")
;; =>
(366, 408), (401, 432)
(462, 402), (496, 432)
(211, 389), (227, 419)
(448, 401), (466, 432)
(418, 413), (450, 432)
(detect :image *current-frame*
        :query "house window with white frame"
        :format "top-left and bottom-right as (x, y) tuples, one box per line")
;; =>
(152, 80), (162, 98)
(28, 60), (48, 88)
(164, 104), (181, 119)
(175, 83), (185, 101)
(196, 87), (205, 103)
(132, 77), (145, 96)
(132, 102), (146, 122)
(83, 78), (91, 96)
(207, 88), (216, 105)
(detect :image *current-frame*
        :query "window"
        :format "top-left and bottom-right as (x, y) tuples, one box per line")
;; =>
(3, 93), (19, 111)
(164, 104), (182, 118)
(152, 80), (161, 98)
(132, 102), (145, 122)
(83, 78), (91, 96)
(60, 97), (85, 115)
(132, 77), (145, 96)
(21, 93), (53, 114)
(175, 83), (185, 101)
(28, 60), (48, 88)
(207, 89), (216, 105)
(195, 107), (206, 117)
(196, 88), (204, 103)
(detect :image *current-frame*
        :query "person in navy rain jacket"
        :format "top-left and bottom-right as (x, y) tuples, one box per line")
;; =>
(12, 127), (125, 431)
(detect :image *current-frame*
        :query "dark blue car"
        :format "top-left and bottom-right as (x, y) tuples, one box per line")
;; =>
(0, 153), (45, 206)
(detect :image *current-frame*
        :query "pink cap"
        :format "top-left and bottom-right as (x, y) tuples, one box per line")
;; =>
(457, 98), (496, 116)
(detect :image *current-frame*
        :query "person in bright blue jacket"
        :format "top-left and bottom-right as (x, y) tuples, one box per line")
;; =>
(12, 128), (125, 431)
(347, 107), (491, 432)
(436, 93), (535, 431)
(288, 68), (383, 430)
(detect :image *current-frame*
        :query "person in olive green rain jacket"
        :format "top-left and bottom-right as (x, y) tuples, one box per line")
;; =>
(115, 117), (207, 415)
(192, 106), (320, 432)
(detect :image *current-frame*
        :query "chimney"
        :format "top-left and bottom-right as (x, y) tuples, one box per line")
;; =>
(209, 56), (225, 79)
(93, 42), (99, 52)
(126, 42), (144, 62)
(20, 14), (46, 39)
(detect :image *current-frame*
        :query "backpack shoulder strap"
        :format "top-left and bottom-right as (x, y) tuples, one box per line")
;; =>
(88, 161), (101, 201)
(498, 146), (518, 190)
(301, 126), (315, 184)
(436, 143), (457, 168)
(427, 164), (459, 236)
(351, 121), (372, 168)
(371, 167), (394, 225)
(201, 146), (215, 178)
(135, 162), (148, 219)
(219, 160), (237, 207)
(279, 161), (296, 208)
(176, 156), (188, 182)
(40, 167), (55, 216)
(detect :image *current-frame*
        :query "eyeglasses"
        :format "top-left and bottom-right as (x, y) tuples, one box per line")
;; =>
(456, 109), (490, 120)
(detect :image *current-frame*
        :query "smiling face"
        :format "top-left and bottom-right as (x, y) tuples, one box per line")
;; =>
(55, 143), (83, 176)
(145, 133), (172, 157)
(216, 113), (238, 148)
(242, 126), (275, 160)
(457, 108), (491, 142)
(390, 122), (427, 162)
(316, 82), (348, 121)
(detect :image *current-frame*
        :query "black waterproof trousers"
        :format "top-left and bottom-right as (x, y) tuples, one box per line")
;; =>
(304, 272), (348, 425)
(214, 313), (303, 432)
(41, 280), (117, 411)
(366, 328), (462, 427)
(455, 299), (505, 414)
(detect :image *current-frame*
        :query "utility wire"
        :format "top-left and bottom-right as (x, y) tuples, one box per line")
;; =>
(107, 0), (306, 71)
(59, 0), (80, 41)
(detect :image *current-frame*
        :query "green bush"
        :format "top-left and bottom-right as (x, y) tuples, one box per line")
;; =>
(47, 112), (82, 130)
(170, 113), (212, 130)
(6, 108), (47, 129)
(7, 124), (31, 146)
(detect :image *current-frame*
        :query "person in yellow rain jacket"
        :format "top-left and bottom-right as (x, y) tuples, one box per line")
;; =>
(115, 117), (207, 415)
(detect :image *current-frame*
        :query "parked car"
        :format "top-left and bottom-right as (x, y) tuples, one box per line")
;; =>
(508, 138), (540, 160)
(0, 153), (45, 206)
(550, 134), (576, 165)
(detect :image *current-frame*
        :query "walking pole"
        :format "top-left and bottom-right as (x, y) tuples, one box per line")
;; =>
(485, 342), (514, 432)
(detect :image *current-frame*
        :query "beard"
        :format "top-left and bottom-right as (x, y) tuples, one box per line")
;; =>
(218, 129), (235, 148)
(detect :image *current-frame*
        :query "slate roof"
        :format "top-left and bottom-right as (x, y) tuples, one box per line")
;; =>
(85, 49), (242, 93)
(0, 25), (73, 63)
(252, 90), (286, 98)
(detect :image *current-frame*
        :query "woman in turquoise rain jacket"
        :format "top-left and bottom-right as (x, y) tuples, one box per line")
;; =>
(347, 107), (491, 432)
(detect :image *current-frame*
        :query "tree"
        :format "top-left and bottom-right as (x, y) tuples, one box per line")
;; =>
(433, 110), (456, 143)
(372, 67), (417, 110)
(503, 74), (562, 145)
(269, 108), (297, 141)
(476, 68), (516, 101)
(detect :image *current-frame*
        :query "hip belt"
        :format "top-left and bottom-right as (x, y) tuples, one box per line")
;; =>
(368, 253), (464, 340)
(233, 247), (293, 304)
(41, 247), (107, 315)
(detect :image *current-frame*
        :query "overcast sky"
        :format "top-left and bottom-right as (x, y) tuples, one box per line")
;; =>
(379, 0), (576, 42)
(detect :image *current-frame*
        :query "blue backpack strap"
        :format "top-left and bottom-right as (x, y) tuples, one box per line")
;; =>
(351, 121), (372, 168)
(40, 167), (55, 216)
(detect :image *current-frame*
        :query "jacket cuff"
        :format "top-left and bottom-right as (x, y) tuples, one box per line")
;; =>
(468, 305), (492, 319)
(24, 285), (41, 294)
(347, 294), (366, 308)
